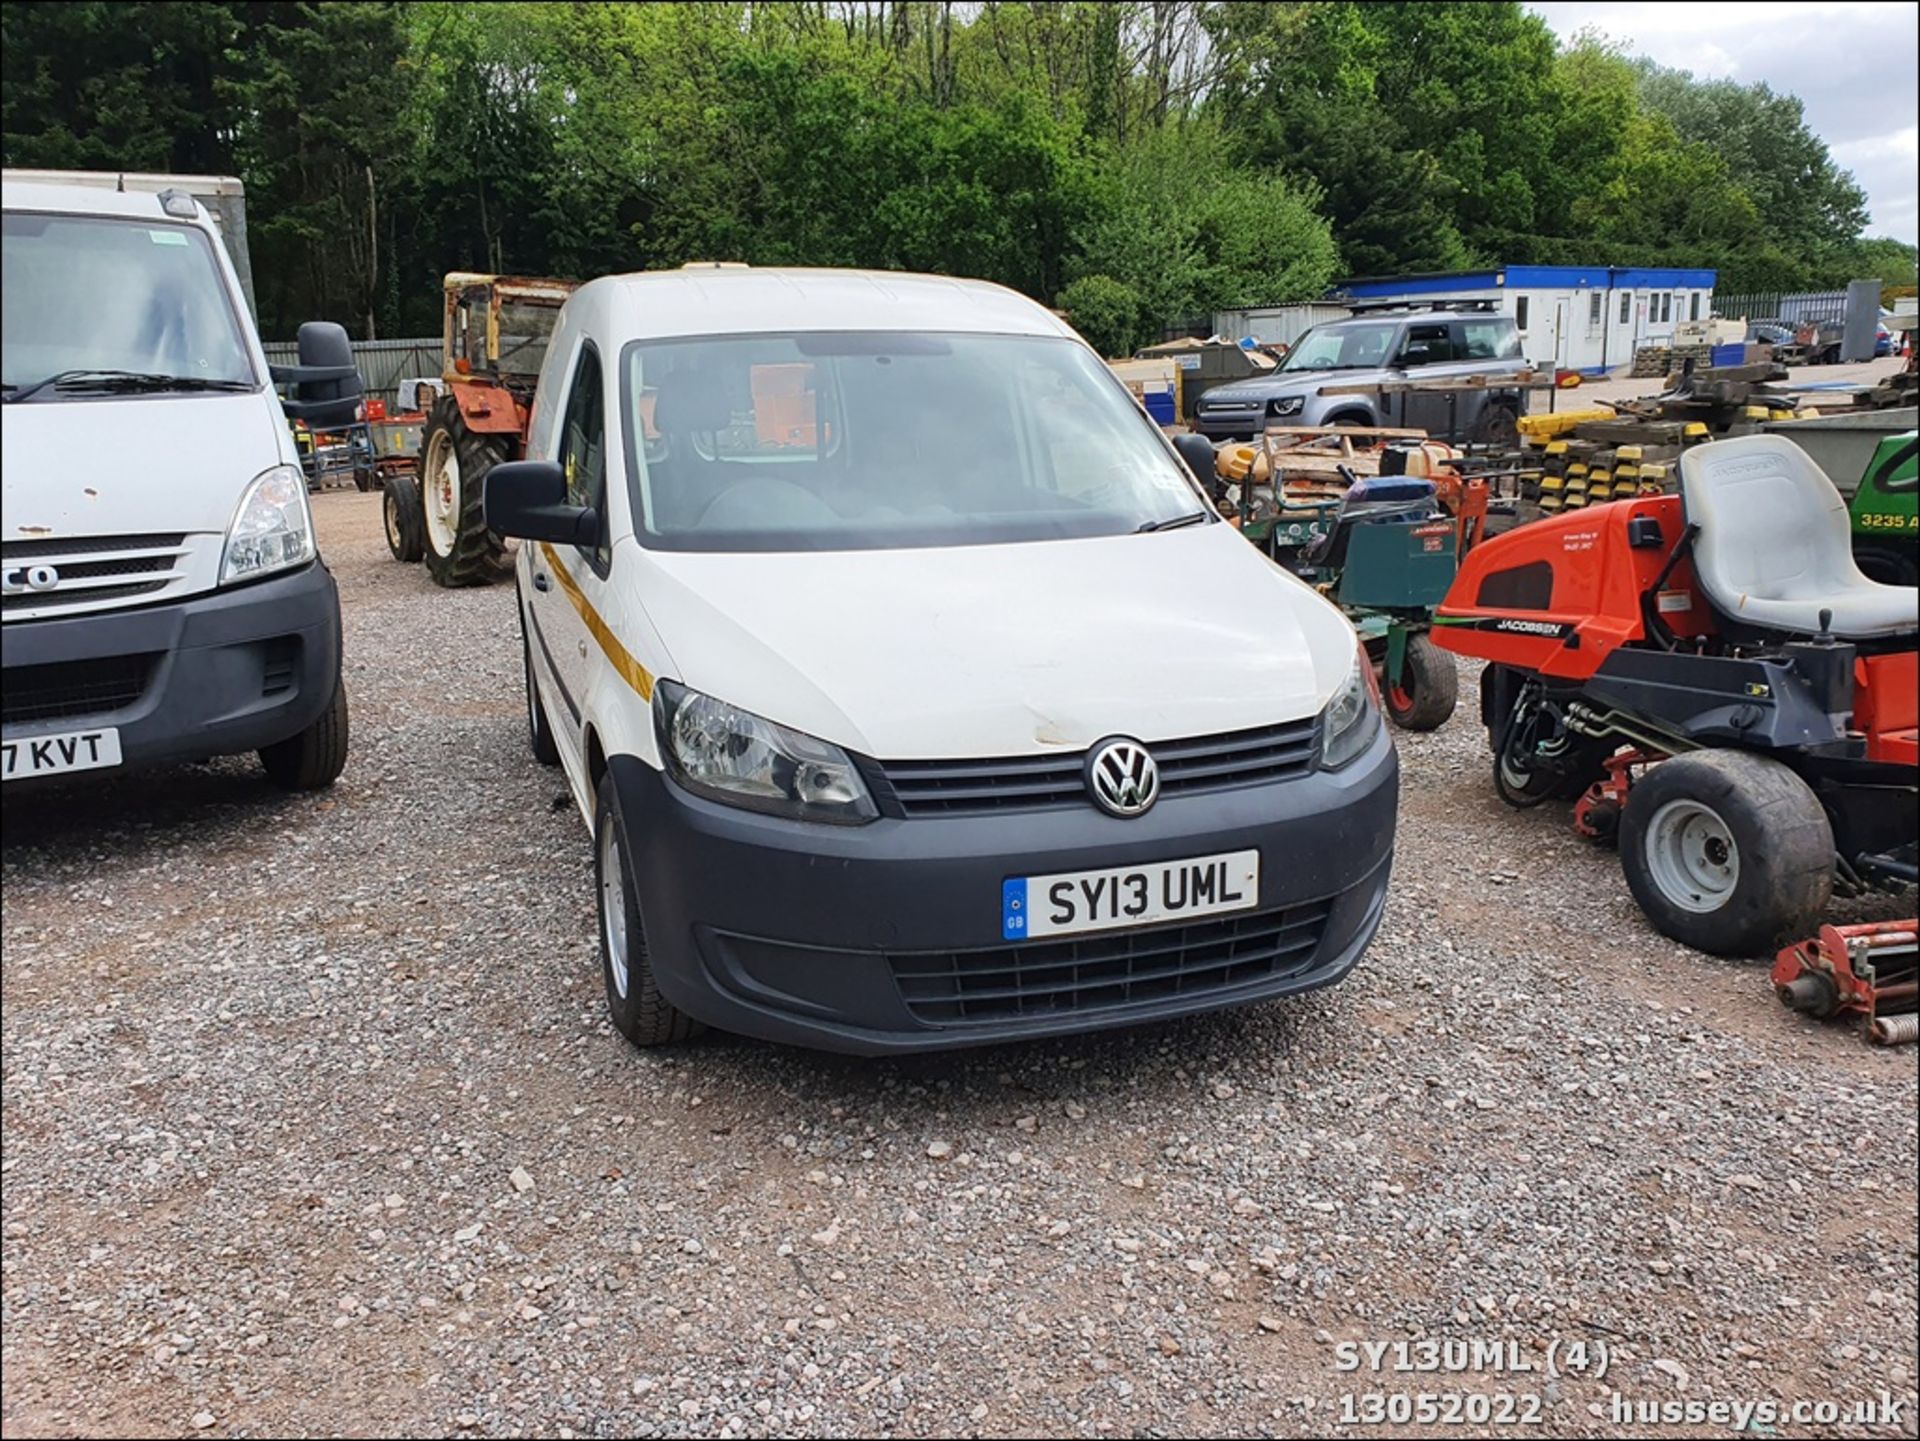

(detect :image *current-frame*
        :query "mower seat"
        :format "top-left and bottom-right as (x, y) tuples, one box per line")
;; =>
(1680, 435), (1918, 640)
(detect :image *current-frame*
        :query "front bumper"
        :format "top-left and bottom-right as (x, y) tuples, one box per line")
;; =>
(1, 560), (342, 779)
(611, 723), (1398, 1054)
(1192, 409), (1266, 442)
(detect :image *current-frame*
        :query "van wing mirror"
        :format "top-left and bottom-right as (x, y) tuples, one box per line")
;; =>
(484, 461), (596, 546)
(274, 319), (364, 428)
(1170, 432), (1219, 490)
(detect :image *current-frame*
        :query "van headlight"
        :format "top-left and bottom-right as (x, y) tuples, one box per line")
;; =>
(1320, 645), (1382, 769)
(654, 680), (877, 824)
(222, 464), (315, 584)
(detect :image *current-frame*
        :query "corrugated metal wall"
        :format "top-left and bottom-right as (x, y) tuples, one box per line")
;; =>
(1211, 304), (1352, 347)
(261, 336), (441, 407)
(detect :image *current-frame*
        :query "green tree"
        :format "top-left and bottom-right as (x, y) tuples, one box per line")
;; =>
(1, 0), (240, 174)
(1057, 273), (1142, 357)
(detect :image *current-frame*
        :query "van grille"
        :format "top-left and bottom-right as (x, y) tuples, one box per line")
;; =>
(890, 900), (1331, 1026)
(868, 718), (1320, 817)
(2, 534), (190, 614)
(2, 654), (158, 725)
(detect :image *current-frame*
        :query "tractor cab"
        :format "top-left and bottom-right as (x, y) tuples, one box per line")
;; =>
(442, 272), (573, 397)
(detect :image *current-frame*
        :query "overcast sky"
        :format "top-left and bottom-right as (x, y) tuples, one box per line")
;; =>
(1529, 1), (1920, 244)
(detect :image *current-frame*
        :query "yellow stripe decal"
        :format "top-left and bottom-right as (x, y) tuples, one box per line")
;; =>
(538, 543), (655, 701)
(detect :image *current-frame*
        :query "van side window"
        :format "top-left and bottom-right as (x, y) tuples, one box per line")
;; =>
(558, 343), (608, 567)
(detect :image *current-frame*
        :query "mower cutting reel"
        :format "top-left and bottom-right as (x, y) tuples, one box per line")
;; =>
(1772, 920), (1919, 1044)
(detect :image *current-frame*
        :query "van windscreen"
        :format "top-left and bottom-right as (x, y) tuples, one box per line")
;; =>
(1, 212), (255, 393)
(620, 332), (1207, 552)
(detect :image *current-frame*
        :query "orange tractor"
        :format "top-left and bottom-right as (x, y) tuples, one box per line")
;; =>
(384, 272), (577, 586)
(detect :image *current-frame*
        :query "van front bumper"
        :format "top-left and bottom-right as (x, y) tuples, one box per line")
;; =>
(609, 724), (1397, 1054)
(1, 561), (342, 781)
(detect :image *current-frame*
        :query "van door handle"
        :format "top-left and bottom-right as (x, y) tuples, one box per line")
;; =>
(532, 572), (552, 592)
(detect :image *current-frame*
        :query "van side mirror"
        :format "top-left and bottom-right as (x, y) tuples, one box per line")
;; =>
(485, 461), (596, 545)
(272, 320), (364, 429)
(1170, 432), (1217, 486)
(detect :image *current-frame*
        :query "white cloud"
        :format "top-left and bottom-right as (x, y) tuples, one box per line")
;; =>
(1529, 1), (1920, 242)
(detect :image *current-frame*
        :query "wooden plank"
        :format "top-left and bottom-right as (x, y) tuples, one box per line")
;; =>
(1318, 371), (1557, 397)
(1260, 423), (1428, 439)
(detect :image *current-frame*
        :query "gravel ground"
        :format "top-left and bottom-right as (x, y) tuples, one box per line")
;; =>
(3, 491), (1916, 1440)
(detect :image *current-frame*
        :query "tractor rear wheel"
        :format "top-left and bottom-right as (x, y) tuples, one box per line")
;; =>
(420, 397), (511, 588)
(1382, 633), (1458, 731)
(382, 475), (425, 563)
(1619, 750), (1833, 956)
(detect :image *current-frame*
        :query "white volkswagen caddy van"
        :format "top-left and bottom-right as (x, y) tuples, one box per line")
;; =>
(485, 267), (1397, 1054)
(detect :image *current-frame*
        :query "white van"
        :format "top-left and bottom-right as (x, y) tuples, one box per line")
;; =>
(2, 177), (347, 790)
(485, 267), (1398, 1054)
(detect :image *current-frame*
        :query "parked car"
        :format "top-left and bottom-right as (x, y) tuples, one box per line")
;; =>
(1875, 325), (1894, 358)
(1191, 308), (1531, 444)
(1, 174), (348, 791)
(484, 266), (1399, 1054)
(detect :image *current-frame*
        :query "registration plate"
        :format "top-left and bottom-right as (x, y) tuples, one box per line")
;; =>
(2, 727), (123, 782)
(1002, 849), (1260, 941)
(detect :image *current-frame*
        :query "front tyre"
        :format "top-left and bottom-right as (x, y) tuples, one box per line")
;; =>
(594, 772), (704, 1048)
(522, 609), (560, 766)
(383, 475), (425, 563)
(259, 678), (350, 791)
(1618, 751), (1833, 956)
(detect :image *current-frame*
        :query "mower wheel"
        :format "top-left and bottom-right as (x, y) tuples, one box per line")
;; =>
(1853, 542), (1918, 587)
(1619, 750), (1833, 957)
(382, 475), (425, 563)
(1383, 633), (1457, 731)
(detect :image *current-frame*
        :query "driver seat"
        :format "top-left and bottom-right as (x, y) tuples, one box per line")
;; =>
(1680, 435), (1917, 640)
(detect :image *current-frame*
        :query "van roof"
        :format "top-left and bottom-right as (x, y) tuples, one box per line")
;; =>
(1, 177), (200, 223)
(572, 267), (1079, 342)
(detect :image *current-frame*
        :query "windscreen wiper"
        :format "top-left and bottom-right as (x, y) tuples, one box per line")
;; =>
(1, 370), (256, 404)
(1136, 510), (1210, 533)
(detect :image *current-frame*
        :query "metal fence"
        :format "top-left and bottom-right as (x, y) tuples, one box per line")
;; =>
(1714, 289), (1848, 326)
(261, 335), (441, 408)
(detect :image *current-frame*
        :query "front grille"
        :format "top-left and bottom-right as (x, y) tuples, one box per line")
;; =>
(891, 899), (1332, 1026)
(1, 653), (158, 726)
(871, 718), (1320, 817)
(2, 534), (189, 613)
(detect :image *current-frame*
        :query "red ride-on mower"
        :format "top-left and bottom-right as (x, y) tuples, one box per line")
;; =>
(1430, 435), (1918, 957)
